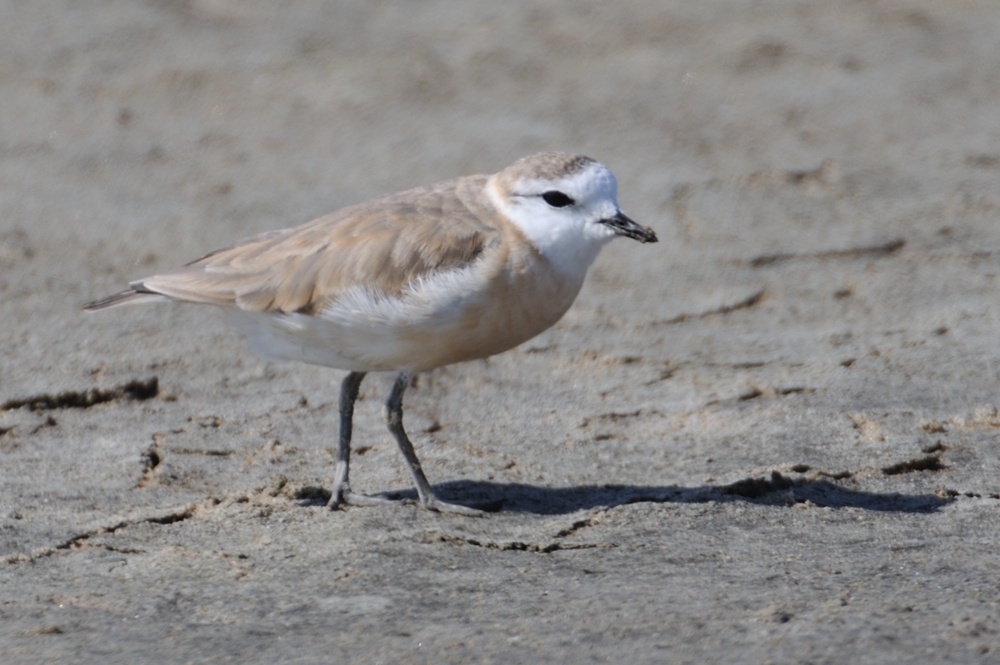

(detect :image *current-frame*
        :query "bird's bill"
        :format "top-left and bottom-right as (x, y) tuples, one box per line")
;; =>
(601, 211), (658, 243)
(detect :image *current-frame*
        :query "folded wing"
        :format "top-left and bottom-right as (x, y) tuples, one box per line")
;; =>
(85, 176), (502, 314)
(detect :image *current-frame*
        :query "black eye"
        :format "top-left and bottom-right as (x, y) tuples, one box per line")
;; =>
(542, 191), (574, 208)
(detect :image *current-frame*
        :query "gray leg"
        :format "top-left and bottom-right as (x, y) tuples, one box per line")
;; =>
(327, 371), (364, 507)
(385, 373), (483, 516)
(327, 371), (395, 509)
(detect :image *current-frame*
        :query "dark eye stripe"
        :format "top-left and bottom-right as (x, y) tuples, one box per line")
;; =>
(542, 191), (574, 208)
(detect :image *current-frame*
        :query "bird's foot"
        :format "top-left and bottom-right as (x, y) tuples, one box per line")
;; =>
(421, 495), (486, 517)
(327, 489), (399, 509)
(327, 489), (485, 516)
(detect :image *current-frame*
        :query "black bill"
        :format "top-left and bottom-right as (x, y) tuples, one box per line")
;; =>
(600, 211), (658, 243)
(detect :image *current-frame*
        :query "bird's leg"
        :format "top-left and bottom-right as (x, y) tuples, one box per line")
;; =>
(327, 371), (395, 509)
(327, 371), (364, 507)
(326, 371), (482, 514)
(384, 372), (484, 516)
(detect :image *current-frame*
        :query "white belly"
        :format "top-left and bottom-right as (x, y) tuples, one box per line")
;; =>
(223, 253), (585, 373)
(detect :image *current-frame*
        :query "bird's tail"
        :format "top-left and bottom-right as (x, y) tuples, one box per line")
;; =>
(83, 286), (171, 311)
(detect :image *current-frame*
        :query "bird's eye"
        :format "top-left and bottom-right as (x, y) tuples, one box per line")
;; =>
(541, 191), (574, 208)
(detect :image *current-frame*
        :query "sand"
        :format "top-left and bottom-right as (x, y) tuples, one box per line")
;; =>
(2, 0), (1000, 662)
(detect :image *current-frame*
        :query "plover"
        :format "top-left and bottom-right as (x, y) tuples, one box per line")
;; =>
(85, 152), (657, 515)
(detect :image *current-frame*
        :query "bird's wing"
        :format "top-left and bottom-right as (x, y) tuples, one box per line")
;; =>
(93, 175), (503, 314)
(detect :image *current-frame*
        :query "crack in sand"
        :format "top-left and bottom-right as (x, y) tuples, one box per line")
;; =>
(749, 238), (905, 268)
(554, 514), (606, 538)
(1, 377), (158, 412)
(651, 290), (764, 326)
(422, 530), (616, 553)
(4, 505), (194, 564)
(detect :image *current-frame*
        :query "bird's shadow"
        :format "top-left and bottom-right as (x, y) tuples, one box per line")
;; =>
(304, 471), (951, 515)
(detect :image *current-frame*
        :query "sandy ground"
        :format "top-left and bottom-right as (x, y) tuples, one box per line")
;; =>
(3, 0), (1000, 662)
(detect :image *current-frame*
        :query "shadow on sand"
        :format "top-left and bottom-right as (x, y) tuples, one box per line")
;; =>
(304, 471), (951, 516)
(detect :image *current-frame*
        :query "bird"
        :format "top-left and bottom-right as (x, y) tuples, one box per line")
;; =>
(85, 152), (657, 516)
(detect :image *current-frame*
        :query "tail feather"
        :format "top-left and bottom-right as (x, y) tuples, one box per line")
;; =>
(83, 287), (171, 311)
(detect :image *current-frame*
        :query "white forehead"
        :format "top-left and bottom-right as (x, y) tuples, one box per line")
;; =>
(512, 162), (619, 204)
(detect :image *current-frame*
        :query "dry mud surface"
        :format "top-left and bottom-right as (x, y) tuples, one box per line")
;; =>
(3, 1), (1000, 663)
